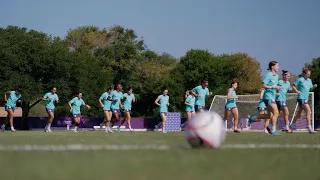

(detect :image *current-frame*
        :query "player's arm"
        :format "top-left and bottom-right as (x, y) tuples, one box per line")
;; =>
(42, 94), (49, 101)
(55, 95), (59, 104)
(262, 83), (280, 90)
(154, 96), (161, 106)
(292, 79), (301, 94)
(132, 95), (136, 103)
(184, 96), (192, 106)
(98, 98), (104, 108)
(191, 88), (199, 97)
(292, 85), (300, 94)
(4, 91), (10, 102)
(82, 101), (90, 109)
(68, 101), (73, 112)
(259, 89), (264, 100)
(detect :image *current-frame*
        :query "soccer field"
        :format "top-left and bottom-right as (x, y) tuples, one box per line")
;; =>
(0, 131), (319, 180)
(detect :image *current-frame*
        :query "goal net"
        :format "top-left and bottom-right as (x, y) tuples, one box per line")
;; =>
(209, 92), (315, 131)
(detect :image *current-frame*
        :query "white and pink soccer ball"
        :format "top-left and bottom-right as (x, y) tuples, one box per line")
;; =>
(185, 111), (226, 148)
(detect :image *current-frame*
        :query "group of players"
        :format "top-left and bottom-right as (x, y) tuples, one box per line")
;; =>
(1, 60), (317, 134)
(223, 61), (317, 134)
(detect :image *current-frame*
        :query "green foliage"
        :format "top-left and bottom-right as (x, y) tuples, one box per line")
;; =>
(0, 25), (263, 118)
(307, 57), (320, 119)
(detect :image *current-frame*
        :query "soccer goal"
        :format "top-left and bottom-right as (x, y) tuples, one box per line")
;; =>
(209, 92), (315, 131)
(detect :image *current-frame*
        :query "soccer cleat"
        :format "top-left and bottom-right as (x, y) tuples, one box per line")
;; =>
(282, 129), (293, 133)
(154, 125), (159, 131)
(289, 123), (296, 130)
(11, 128), (17, 132)
(129, 128), (134, 132)
(67, 124), (70, 131)
(73, 129), (77, 132)
(107, 127), (113, 133)
(117, 126), (121, 132)
(270, 131), (280, 135)
(233, 129), (240, 133)
(162, 130), (167, 133)
(308, 129), (316, 134)
(266, 127), (272, 134)
(1, 124), (5, 132)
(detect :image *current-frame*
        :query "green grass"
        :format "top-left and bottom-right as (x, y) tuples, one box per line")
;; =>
(0, 131), (320, 180)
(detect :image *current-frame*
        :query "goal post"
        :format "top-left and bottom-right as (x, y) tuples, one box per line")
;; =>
(209, 92), (315, 131)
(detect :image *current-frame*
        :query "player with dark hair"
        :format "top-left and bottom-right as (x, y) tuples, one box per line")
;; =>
(154, 88), (169, 133)
(99, 87), (113, 132)
(191, 80), (213, 112)
(117, 87), (135, 132)
(1, 86), (22, 132)
(42, 87), (59, 132)
(68, 92), (91, 132)
(223, 81), (240, 133)
(109, 83), (123, 129)
(248, 61), (281, 135)
(276, 70), (292, 133)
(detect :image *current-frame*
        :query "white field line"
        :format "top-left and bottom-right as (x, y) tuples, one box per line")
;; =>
(0, 144), (320, 151)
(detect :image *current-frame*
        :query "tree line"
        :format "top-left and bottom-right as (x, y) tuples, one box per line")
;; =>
(0, 25), (319, 120)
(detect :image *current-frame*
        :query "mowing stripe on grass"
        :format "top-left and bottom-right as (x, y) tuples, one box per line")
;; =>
(0, 144), (320, 151)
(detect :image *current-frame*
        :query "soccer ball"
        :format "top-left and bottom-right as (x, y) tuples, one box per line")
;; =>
(185, 111), (225, 148)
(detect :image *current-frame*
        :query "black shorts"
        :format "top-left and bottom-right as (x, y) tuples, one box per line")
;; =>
(297, 99), (308, 107)
(195, 105), (205, 111)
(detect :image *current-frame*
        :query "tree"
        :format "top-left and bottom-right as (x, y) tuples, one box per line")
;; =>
(307, 57), (320, 119)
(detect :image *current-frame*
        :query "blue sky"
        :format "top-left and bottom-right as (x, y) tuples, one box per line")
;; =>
(1, 0), (319, 75)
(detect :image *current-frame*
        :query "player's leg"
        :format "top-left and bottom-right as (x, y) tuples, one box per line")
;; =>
(301, 103), (314, 133)
(118, 110), (130, 132)
(160, 113), (167, 133)
(125, 111), (133, 131)
(267, 102), (279, 134)
(106, 111), (113, 132)
(261, 110), (271, 134)
(223, 109), (230, 131)
(100, 110), (109, 130)
(231, 107), (240, 133)
(186, 111), (192, 122)
(282, 106), (292, 133)
(74, 116), (80, 132)
(7, 108), (16, 132)
(112, 110), (120, 126)
(1, 113), (9, 131)
(45, 110), (54, 132)
(291, 100), (305, 130)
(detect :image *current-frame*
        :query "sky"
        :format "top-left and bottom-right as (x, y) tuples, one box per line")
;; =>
(1, 0), (319, 75)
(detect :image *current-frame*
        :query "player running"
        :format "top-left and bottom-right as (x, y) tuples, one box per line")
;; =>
(276, 70), (292, 133)
(98, 87), (113, 133)
(247, 88), (272, 133)
(42, 87), (59, 132)
(223, 81), (240, 133)
(109, 83), (123, 129)
(68, 92), (91, 132)
(1, 86), (22, 132)
(117, 87), (135, 132)
(248, 61), (281, 135)
(154, 89), (169, 133)
(191, 80), (213, 112)
(181, 90), (196, 129)
(291, 67), (317, 133)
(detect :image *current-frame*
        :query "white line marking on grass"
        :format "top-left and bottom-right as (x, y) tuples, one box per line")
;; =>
(0, 144), (320, 151)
